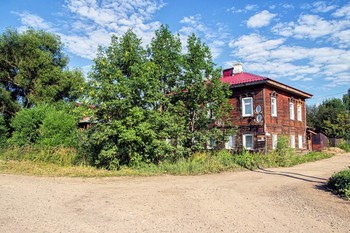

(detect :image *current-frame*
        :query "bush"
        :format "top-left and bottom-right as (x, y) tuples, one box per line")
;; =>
(338, 140), (350, 152)
(327, 168), (350, 199)
(9, 104), (80, 148)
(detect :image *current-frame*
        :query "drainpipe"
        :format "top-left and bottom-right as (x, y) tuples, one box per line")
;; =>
(263, 88), (267, 155)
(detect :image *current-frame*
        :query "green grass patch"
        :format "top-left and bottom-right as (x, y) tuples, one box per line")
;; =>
(327, 168), (350, 200)
(0, 146), (336, 177)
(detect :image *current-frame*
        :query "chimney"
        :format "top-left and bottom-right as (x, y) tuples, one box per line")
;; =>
(233, 63), (243, 74)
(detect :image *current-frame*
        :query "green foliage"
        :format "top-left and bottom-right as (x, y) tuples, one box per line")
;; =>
(327, 168), (350, 199)
(9, 104), (48, 146)
(87, 26), (234, 169)
(9, 103), (80, 147)
(0, 28), (85, 117)
(0, 114), (8, 147)
(338, 140), (350, 152)
(309, 98), (350, 139)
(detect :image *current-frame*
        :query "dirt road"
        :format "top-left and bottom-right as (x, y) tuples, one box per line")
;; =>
(1, 154), (350, 233)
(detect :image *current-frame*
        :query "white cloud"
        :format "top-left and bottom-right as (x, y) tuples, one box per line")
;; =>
(272, 14), (350, 47)
(305, 1), (337, 13)
(12, 11), (51, 31)
(179, 15), (229, 59)
(227, 4), (258, 14)
(247, 10), (277, 28)
(14, 0), (166, 60)
(227, 33), (350, 87)
(333, 4), (350, 18)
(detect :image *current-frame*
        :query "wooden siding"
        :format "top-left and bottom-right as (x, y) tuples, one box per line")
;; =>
(227, 83), (308, 152)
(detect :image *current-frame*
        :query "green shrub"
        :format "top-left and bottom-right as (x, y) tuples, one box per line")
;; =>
(9, 105), (48, 146)
(338, 140), (350, 152)
(9, 104), (80, 148)
(38, 109), (79, 147)
(327, 168), (350, 199)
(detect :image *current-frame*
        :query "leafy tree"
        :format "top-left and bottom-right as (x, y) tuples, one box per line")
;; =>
(343, 88), (350, 112)
(306, 104), (318, 128)
(0, 28), (85, 117)
(87, 27), (234, 169)
(177, 34), (233, 151)
(314, 98), (349, 138)
(0, 114), (8, 146)
(88, 30), (167, 169)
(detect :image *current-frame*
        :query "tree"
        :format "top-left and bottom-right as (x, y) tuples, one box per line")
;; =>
(0, 28), (85, 117)
(88, 30), (168, 169)
(314, 98), (349, 138)
(0, 114), (8, 146)
(343, 88), (350, 112)
(87, 27), (234, 169)
(177, 34), (233, 151)
(306, 104), (318, 128)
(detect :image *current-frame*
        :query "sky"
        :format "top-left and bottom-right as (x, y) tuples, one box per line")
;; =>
(1, 0), (349, 104)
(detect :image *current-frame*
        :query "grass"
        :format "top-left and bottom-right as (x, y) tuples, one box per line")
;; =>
(0, 146), (336, 177)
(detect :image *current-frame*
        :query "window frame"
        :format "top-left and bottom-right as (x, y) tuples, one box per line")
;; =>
(272, 134), (278, 150)
(225, 135), (235, 149)
(243, 134), (254, 150)
(298, 135), (303, 149)
(290, 135), (295, 148)
(289, 102), (295, 120)
(242, 97), (253, 117)
(271, 96), (277, 117)
(297, 104), (302, 121)
(207, 137), (216, 150)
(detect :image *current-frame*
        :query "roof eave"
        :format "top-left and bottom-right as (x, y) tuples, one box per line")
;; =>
(265, 79), (313, 99)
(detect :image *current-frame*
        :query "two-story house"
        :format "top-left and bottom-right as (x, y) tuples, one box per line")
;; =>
(220, 63), (312, 152)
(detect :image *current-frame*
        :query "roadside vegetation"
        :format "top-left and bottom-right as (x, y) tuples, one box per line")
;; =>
(0, 27), (348, 177)
(327, 168), (350, 200)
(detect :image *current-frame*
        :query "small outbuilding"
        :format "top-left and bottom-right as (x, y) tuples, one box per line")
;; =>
(312, 133), (328, 151)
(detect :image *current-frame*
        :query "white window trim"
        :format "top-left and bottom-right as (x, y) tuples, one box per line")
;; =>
(297, 105), (302, 121)
(290, 135), (295, 148)
(243, 134), (254, 150)
(272, 134), (278, 150)
(271, 96), (277, 117)
(207, 137), (216, 150)
(298, 135), (303, 149)
(289, 102), (294, 120)
(242, 97), (253, 117)
(225, 135), (235, 149)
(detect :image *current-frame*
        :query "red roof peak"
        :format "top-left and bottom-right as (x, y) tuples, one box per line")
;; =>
(220, 72), (268, 86)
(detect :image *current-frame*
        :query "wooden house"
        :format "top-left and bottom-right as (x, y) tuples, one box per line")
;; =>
(220, 64), (312, 152)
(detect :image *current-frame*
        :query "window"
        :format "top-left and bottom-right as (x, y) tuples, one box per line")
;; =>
(207, 102), (214, 119)
(289, 102), (294, 120)
(272, 134), (278, 149)
(225, 135), (235, 149)
(271, 97), (277, 117)
(297, 105), (302, 121)
(243, 134), (254, 150)
(207, 137), (216, 150)
(242, 97), (253, 117)
(298, 135), (303, 149)
(290, 135), (295, 148)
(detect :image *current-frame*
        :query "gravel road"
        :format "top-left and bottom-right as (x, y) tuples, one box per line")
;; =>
(1, 154), (350, 233)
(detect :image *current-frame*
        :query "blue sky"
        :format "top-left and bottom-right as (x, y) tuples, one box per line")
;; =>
(1, 0), (349, 104)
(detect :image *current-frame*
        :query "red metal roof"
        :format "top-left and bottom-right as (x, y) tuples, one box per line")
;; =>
(220, 72), (267, 86)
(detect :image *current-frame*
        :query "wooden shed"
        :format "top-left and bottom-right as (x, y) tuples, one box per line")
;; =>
(312, 133), (328, 151)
